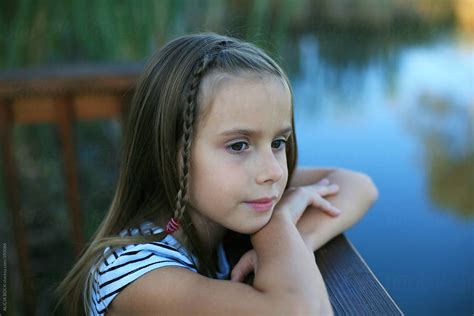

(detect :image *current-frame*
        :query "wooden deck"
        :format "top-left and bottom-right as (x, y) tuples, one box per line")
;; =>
(0, 64), (402, 315)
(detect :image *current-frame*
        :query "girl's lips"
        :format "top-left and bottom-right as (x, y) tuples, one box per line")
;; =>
(245, 197), (276, 212)
(246, 197), (275, 203)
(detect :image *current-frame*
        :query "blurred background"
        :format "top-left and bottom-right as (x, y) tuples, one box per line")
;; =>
(0, 0), (472, 315)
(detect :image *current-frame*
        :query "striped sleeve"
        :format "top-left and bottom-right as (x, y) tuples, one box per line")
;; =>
(90, 242), (197, 315)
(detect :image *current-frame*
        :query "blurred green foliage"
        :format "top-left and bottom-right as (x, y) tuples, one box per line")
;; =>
(0, 0), (457, 70)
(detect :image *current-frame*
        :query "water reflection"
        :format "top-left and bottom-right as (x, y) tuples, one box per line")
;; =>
(395, 42), (474, 217)
(292, 30), (473, 314)
(294, 31), (474, 218)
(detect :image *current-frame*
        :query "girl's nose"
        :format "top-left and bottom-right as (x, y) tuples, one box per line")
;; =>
(255, 151), (284, 184)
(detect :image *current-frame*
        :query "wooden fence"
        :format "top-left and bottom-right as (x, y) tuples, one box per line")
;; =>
(0, 64), (403, 315)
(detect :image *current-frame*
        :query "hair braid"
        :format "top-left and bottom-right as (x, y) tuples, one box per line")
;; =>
(173, 44), (228, 223)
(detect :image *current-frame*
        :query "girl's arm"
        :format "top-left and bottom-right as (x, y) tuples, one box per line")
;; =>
(230, 167), (378, 284)
(107, 183), (334, 316)
(291, 167), (379, 251)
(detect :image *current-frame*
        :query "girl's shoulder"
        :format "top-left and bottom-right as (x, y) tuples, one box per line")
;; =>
(90, 221), (199, 315)
(100, 221), (199, 273)
(114, 221), (198, 266)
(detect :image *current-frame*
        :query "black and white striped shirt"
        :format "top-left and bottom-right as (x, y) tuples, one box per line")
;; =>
(89, 221), (230, 315)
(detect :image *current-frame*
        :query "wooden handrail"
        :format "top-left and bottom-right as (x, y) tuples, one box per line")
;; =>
(0, 63), (142, 315)
(0, 63), (143, 97)
(317, 235), (403, 314)
(225, 233), (403, 315)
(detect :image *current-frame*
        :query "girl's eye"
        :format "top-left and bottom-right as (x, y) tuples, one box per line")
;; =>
(272, 139), (287, 150)
(227, 139), (287, 153)
(227, 142), (249, 153)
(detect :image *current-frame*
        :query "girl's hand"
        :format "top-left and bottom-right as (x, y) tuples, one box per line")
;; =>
(308, 177), (341, 216)
(230, 249), (257, 283)
(231, 179), (341, 283)
(276, 178), (341, 225)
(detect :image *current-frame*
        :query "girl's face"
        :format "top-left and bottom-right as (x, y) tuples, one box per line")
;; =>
(187, 74), (292, 235)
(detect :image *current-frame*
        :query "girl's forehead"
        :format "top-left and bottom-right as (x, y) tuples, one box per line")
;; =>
(196, 73), (292, 135)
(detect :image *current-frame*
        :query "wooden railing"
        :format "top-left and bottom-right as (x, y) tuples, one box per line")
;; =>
(0, 64), (403, 315)
(0, 63), (141, 315)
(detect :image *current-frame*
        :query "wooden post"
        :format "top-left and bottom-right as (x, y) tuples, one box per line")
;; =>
(0, 99), (36, 315)
(54, 96), (84, 257)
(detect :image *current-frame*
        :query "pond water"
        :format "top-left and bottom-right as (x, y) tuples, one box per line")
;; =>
(291, 33), (473, 314)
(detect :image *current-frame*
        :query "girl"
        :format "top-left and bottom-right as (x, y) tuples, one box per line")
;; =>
(56, 33), (378, 315)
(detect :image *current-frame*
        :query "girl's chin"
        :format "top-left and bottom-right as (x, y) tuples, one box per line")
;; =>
(232, 218), (271, 235)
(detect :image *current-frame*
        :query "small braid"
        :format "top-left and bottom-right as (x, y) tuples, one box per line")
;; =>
(173, 42), (229, 224)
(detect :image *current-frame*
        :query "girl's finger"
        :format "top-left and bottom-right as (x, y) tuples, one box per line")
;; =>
(314, 183), (339, 197)
(277, 187), (315, 224)
(311, 194), (341, 217)
(230, 250), (257, 282)
(316, 178), (330, 185)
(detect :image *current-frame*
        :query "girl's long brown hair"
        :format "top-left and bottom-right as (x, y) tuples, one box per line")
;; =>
(55, 32), (298, 315)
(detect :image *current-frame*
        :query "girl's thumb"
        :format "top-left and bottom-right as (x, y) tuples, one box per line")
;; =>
(230, 250), (256, 282)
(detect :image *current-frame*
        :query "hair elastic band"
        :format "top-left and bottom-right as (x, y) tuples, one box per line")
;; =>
(165, 217), (180, 234)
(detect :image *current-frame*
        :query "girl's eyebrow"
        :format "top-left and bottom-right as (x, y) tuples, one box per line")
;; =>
(218, 126), (292, 137)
